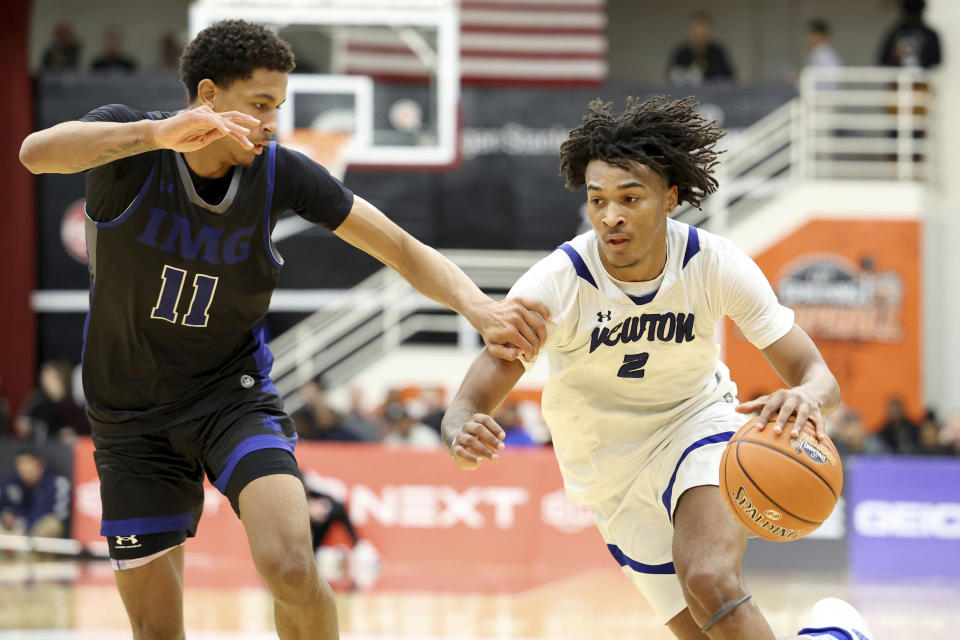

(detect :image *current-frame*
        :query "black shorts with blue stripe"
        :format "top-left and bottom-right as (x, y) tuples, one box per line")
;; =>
(93, 387), (300, 561)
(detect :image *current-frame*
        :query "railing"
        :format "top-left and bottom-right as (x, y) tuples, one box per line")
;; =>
(676, 66), (929, 232)
(799, 66), (929, 181)
(270, 66), (932, 407)
(269, 250), (547, 408)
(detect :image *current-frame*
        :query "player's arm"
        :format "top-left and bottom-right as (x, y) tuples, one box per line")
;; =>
(333, 197), (549, 360)
(19, 106), (259, 175)
(440, 349), (526, 470)
(736, 324), (841, 440)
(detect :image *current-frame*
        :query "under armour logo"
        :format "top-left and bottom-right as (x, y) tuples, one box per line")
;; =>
(597, 310), (612, 322)
(115, 535), (139, 546)
(158, 179), (174, 195)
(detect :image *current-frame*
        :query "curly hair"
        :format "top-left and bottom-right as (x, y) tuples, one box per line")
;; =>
(179, 20), (296, 101)
(559, 96), (724, 209)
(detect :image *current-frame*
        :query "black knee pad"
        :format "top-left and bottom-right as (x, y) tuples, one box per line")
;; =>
(224, 448), (302, 516)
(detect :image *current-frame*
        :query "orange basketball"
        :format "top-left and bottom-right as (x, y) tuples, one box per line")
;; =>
(719, 416), (843, 542)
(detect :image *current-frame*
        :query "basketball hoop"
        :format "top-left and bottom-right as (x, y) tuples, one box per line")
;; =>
(280, 129), (352, 181)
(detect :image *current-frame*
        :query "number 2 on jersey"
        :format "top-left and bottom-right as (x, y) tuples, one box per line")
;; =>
(618, 353), (649, 378)
(150, 265), (219, 327)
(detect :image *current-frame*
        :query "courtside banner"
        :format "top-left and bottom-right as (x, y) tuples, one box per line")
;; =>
(72, 438), (610, 590)
(848, 456), (960, 578)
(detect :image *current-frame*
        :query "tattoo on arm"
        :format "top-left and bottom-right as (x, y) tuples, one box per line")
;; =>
(70, 137), (158, 172)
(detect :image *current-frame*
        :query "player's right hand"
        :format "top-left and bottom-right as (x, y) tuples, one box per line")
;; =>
(475, 296), (550, 362)
(151, 106), (261, 153)
(450, 413), (506, 470)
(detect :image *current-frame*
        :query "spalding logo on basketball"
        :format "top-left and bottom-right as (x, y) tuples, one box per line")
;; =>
(791, 432), (834, 465)
(719, 416), (843, 542)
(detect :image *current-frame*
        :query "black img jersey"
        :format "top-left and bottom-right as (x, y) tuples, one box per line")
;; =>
(80, 105), (354, 434)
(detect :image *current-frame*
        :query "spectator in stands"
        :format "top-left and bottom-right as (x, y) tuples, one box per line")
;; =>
(417, 388), (446, 436)
(877, 396), (919, 454)
(307, 486), (359, 550)
(877, 0), (941, 69)
(378, 388), (403, 415)
(940, 410), (960, 456)
(381, 402), (440, 448)
(152, 32), (183, 73)
(916, 408), (950, 456)
(827, 404), (888, 458)
(666, 10), (737, 85)
(827, 405), (863, 458)
(41, 22), (82, 71)
(15, 360), (88, 443)
(292, 376), (360, 442)
(341, 386), (380, 442)
(304, 477), (379, 590)
(90, 26), (138, 74)
(494, 403), (537, 447)
(805, 19), (842, 69)
(0, 448), (70, 540)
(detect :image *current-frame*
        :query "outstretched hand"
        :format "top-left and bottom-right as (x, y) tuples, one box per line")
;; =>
(152, 106), (260, 153)
(736, 387), (826, 441)
(450, 413), (505, 470)
(475, 297), (551, 361)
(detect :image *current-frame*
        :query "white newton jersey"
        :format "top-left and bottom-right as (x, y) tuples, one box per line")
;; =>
(509, 219), (794, 503)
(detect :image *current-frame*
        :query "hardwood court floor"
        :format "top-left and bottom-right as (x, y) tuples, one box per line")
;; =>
(1, 559), (958, 639)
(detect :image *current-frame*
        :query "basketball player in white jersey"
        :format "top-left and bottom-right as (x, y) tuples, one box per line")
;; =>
(441, 97), (874, 640)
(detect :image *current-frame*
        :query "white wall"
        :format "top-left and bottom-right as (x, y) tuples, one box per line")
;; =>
(923, 0), (960, 417)
(726, 181), (922, 257)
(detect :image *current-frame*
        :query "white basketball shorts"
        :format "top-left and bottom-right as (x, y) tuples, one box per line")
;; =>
(587, 398), (743, 623)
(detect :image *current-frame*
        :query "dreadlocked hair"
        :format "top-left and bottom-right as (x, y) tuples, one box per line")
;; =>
(559, 96), (724, 210)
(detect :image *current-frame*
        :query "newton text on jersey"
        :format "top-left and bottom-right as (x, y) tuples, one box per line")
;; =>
(589, 312), (696, 353)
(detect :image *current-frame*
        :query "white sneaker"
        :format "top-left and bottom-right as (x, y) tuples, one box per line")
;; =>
(797, 597), (875, 640)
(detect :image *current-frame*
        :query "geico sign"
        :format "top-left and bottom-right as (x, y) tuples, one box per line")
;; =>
(348, 484), (530, 529)
(854, 500), (960, 539)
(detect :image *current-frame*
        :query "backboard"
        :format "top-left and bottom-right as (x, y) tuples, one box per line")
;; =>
(188, 0), (460, 168)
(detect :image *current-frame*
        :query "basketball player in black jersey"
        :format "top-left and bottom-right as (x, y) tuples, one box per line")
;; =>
(19, 20), (548, 640)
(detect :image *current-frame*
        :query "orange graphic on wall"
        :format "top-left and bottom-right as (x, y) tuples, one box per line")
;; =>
(724, 219), (922, 432)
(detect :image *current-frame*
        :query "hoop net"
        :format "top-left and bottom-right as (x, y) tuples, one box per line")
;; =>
(279, 129), (352, 181)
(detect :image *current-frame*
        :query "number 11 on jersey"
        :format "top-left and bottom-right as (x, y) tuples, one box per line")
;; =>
(151, 265), (219, 327)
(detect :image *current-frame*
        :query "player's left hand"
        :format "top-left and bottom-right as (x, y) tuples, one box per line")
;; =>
(450, 413), (506, 470)
(736, 387), (826, 441)
(475, 297), (551, 361)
